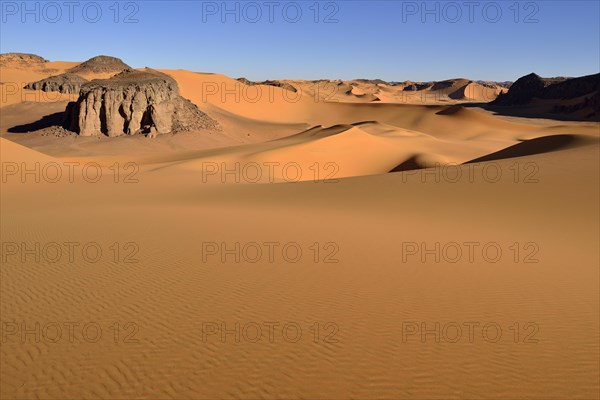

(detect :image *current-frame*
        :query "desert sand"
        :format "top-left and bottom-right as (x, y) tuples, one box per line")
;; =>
(0, 55), (598, 399)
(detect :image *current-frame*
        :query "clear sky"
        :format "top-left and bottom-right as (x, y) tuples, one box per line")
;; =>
(1, 0), (599, 82)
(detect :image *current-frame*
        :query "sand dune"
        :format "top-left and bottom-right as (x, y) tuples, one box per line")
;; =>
(1, 139), (598, 399)
(1, 55), (598, 399)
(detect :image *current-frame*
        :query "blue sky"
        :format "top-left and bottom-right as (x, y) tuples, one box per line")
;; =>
(1, 0), (599, 81)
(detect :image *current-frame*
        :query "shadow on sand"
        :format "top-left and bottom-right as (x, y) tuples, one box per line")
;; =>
(7, 112), (66, 133)
(465, 134), (591, 163)
(389, 134), (594, 173)
(389, 156), (425, 172)
(464, 102), (599, 122)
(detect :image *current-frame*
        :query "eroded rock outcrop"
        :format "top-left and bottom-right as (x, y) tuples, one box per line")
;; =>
(64, 68), (220, 137)
(68, 55), (132, 76)
(25, 73), (88, 94)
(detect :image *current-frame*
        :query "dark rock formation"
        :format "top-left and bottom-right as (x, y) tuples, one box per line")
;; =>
(64, 68), (220, 137)
(236, 78), (297, 92)
(403, 82), (433, 91)
(24, 73), (88, 94)
(430, 80), (457, 91)
(353, 79), (387, 85)
(541, 73), (600, 100)
(68, 55), (132, 75)
(552, 91), (600, 118)
(492, 72), (600, 118)
(236, 77), (253, 86)
(0, 53), (47, 65)
(476, 80), (512, 89)
(493, 73), (570, 105)
(261, 80), (298, 92)
(489, 72), (600, 120)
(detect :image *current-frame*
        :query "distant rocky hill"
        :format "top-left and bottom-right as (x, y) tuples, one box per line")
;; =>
(0, 53), (47, 65)
(400, 81), (435, 91)
(493, 72), (600, 119)
(476, 80), (512, 89)
(236, 78), (298, 92)
(493, 73), (569, 105)
(24, 73), (88, 94)
(64, 68), (220, 137)
(68, 55), (131, 75)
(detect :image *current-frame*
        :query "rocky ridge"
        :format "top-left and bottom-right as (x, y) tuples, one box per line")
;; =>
(25, 73), (89, 94)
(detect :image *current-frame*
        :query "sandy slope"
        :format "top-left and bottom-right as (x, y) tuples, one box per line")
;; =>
(1, 137), (598, 399)
(0, 57), (599, 399)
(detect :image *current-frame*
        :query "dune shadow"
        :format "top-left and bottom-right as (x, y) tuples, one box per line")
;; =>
(463, 103), (600, 122)
(435, 105), (463, 115)
(389, 134), (592, 174)
(8, 112), (65, 133)
(465, 134), (588, 163)
(389, 156), (425, 172)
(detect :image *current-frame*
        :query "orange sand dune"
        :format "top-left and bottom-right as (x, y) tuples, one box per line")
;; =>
(1, 138), (598, 399)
